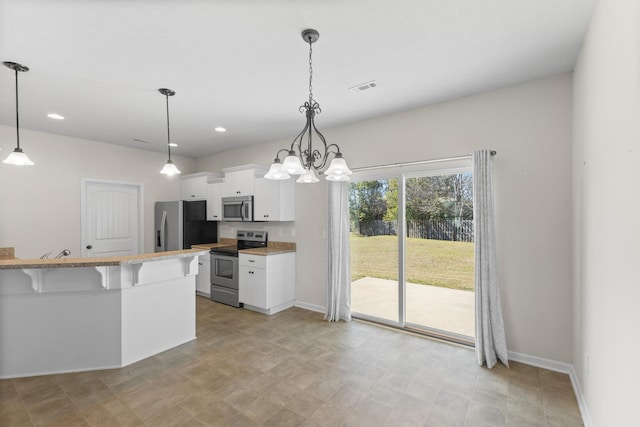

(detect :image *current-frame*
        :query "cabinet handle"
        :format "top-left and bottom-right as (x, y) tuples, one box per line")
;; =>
(249, 259), (255, 263)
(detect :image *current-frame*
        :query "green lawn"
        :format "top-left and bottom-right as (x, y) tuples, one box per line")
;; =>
(350, 233), (475, 291)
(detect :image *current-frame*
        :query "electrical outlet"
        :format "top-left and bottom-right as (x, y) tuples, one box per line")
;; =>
(290, 228), (296, 237)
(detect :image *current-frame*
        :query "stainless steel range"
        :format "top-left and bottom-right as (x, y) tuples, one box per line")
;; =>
(210, 230), (267, 307)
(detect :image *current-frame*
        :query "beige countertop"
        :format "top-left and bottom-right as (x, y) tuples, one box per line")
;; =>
(0, 248), (208, 270)
(192, 241), (296, 256)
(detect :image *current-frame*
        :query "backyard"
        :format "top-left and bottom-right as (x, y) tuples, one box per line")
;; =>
(350, 233), (475, 291)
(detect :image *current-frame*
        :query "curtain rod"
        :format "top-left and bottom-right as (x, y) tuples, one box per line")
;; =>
(350, 150), (496, 173)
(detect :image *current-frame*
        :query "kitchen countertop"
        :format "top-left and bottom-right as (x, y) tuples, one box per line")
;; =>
(192, 241), (296, 256)
(0, 248), (208, 270)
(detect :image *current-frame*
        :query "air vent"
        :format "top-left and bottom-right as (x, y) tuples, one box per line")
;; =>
(349, 80), (379, 93)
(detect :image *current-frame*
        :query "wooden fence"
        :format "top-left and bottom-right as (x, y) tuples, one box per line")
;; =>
(356, 219), (474, 242)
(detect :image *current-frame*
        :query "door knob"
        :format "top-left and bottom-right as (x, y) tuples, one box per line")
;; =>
(86, 245), (93, 249)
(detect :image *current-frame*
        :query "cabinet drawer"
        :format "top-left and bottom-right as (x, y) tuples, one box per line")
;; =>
(239, 254), (266, 269)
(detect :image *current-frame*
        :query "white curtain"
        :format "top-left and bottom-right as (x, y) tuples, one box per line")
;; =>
(474, 150), (508, 368)
(325, 181), (351, 322)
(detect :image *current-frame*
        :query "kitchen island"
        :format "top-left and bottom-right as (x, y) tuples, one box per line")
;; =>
(0, 248), (207, 378)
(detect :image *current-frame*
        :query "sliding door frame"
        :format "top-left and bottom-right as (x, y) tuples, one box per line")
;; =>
(350, 156), (474, 344)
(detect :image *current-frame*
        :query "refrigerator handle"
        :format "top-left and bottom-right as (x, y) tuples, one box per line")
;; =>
(160, 211), (167, 251)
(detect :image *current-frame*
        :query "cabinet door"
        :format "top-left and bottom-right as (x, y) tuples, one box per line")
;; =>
(254, 178), (279, 220)
(223, 169), (255, 197)
(239, 265), (253, 305)
(195, 255), (210, 295)
(254, 178), (295, 221)
(239, 265), (266, 308)
(206, 182), (224, 220)
(181, 176), (208, 200)
(252, 267), (267, 308)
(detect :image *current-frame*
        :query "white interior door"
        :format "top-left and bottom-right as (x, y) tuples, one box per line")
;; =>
(82, 179), (142, 257)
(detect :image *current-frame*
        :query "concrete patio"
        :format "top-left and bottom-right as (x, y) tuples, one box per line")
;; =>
(351, 277), (475, 338)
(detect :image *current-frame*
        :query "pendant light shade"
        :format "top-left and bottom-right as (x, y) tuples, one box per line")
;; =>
(3, 148), (34, 166)
(266, 29), (350, 183)
(324, 153), (352, 180)
(281, 150), (306, 175)
(263, 158), (291, 180)
(159, 88), (180, 175)
(160, 159), (180, 176)
(296, 168), (320, 184)
(3, 61), (34, 166)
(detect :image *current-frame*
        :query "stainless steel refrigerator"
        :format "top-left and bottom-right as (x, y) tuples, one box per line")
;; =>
(154, 200), (218, 252)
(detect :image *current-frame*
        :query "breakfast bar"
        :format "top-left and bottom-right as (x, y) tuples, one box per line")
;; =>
(0, 248), (207, 379)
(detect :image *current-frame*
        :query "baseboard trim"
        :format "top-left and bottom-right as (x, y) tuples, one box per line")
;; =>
(293, 301), (325, 314)
(568, 365), (592, 427)
(509, 351), (591, 427)
(508, 351), (573, 374)
(0, 364), (123, 380)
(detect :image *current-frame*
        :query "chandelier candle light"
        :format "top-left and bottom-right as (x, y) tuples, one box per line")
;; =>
(265, 29), (351, 183)
(159, 88), (181, 176)
(3, 61), (34, 165)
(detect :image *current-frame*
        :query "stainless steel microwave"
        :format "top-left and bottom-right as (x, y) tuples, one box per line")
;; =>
(221, 196), (253, 221)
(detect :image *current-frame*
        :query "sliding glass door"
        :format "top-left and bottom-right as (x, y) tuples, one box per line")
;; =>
(350, 162), (475, 342)
(350, 178), (399, 324)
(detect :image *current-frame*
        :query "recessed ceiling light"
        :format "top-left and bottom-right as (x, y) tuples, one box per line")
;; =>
(214, 127), (226, 132)
(47, 113), (64, 120)
(169, 143), (178, 147)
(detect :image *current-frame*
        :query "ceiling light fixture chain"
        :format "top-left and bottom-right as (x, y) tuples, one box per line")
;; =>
(264, 29), (351, 183)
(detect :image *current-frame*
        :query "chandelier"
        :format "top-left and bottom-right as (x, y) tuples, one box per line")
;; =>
(158, 88), (181, 176)
(265, 29), (351, 183)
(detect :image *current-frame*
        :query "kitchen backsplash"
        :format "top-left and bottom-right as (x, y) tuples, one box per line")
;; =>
(217, 222), (296, 243)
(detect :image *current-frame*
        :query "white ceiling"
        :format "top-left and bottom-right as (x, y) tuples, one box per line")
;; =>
(0, 0), (596, 158)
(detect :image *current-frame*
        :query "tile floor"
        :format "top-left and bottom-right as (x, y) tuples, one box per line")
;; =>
(0, 296), (583, 426)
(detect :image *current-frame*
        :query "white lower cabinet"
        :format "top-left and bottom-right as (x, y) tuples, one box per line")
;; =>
(239, 252), (295, 315)
(195, 254), (211, 295)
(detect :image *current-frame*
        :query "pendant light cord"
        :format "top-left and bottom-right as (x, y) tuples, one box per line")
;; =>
(14, 67), (20, 150)
(165, 93), (172, 161)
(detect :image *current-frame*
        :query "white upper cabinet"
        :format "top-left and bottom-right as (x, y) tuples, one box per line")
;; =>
(180, 173), (213, 201)
(206, 179), (224, 220)
(222, 167), (260, 197)
(186, 165), (295, 222)
(254, 177), (295, 221)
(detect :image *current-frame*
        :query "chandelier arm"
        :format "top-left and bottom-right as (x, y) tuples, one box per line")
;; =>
(274, 148), (290, 162)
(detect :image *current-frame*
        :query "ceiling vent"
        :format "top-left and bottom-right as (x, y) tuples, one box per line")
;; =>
(349, 80), (379, 93)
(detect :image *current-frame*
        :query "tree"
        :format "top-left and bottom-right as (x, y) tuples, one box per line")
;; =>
(349, 180), (389, 233)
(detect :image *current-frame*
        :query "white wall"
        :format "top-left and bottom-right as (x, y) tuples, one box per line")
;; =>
(197, 73), (574, 362)
(0, 126), (195, 258)
(573, 0), (640, 424)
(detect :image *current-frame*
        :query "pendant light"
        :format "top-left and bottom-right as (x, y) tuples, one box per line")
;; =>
(3, 61), (34, 166)
(264, 29), (351, 183)
(158, 88), (180, 175)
